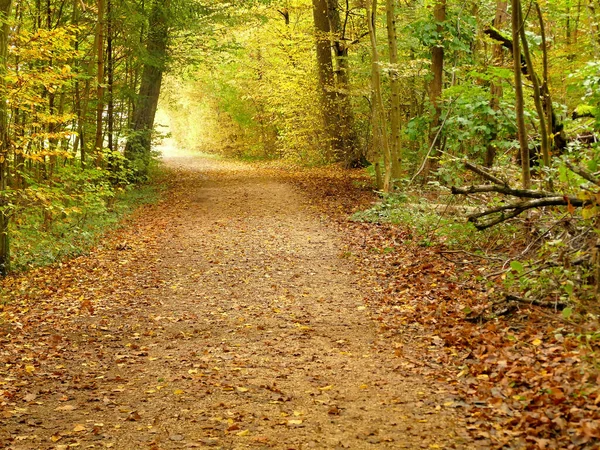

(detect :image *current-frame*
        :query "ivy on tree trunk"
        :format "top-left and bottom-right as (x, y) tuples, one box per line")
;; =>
(124, 0), (170, 177)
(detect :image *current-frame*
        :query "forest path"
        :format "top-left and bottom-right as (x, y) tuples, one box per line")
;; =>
(1, 151), (469, 449)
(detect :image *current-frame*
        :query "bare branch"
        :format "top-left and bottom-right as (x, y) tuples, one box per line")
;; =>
(452, 184), (554, 198)
(566, 162), (600, 186)
(463, 161), (508, 185)
(468, 196), (585, 230)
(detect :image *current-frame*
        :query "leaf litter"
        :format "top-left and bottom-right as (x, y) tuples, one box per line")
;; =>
(285, 165), (600, 450)
(1, 152), (596, 449)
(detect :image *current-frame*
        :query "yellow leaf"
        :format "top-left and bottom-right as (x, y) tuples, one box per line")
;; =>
(54, 405), (76, 412)
(173, 389), (185, 395)
(236, 387), (249, 393)
(318, 385), (333, 391)
(582, 206), (598, 220)
(287, 419), (303, 425)
(73, 424), (86, 432)
(236, 429), (250, 436)
(25, 365), (35, 374)
(532, 338), (542, 346)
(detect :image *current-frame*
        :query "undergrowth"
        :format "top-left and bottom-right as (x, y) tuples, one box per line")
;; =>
(9, 168), (166, 272)
(351, 192), (519, 253)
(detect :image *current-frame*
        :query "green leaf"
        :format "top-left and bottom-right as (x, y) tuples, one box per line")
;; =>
(510, 260), (524, 273)
(562, 307), (573, 320)
(558, 164), (568, 183)
(564, 281), (575, 296)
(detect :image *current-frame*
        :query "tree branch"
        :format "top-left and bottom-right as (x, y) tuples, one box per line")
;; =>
(467, 196), (585, 230)
(452, 184), (553, 198)
(463, 161), (508, 185)
(566, 162), (600, 186)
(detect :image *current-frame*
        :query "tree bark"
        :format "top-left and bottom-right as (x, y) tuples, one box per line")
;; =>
(386, 0), (401, 179)
(93, 0), (106, 159)
(511, 0), (530, 188)
(107, 0), (114, 153)
(485, 0), (508, 167)
(0, 0), (13, 276)
(367, 0), (392, 192)
(325, 0), (362, 167)
(311, 0), (339, 161)
(124, 0), (170, 176)
(519, 6), (550, 168)
(422, 0), (446, 181)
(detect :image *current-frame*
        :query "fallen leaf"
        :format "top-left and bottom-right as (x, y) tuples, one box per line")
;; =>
(55, 405), (76, 412)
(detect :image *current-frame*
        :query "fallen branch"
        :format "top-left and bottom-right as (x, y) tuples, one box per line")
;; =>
(452, 184), (553, 198)
(437, 249), (505, 262)
(463, 161), (508, 186)
(467, 196), (584, 230)
(566, 162), (600, 186)
(505, 294), (568, 309)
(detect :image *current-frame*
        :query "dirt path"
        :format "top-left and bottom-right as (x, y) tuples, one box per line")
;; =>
(1, 152), (470, 449)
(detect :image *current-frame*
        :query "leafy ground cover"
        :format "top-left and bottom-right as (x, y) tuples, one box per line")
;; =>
(8, 168), (166, 272)
(0, 154), (470, 450)
(0, 153), (598, 449)
(285, 166), (600, 449)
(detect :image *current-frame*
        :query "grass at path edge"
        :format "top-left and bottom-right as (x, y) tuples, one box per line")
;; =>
(8, 167), (167, 274)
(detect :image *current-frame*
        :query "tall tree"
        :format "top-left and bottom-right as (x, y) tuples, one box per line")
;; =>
(386, 0), (401, 179)
(0, 0), (12, 276)
(311, 0), (339, 161)
(325, 0), (361, 167)
(511, 0), (530, 188)
(93, 0), (106, 158)
(124, 0), (171, 176)
(519, 1), (550, 168)
(422, 0), (446, 181)
(367, 0), (392, 191)
(484, 0), (508, 167)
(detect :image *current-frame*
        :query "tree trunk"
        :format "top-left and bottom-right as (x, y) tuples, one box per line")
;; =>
(511, 0), (530, 188)
(485, 0), (508, 167)
(422, 0), (446, 181)
(124, 0), (170, 176)
(519, 3), (550, 168)
(107, 0), (114, 153)
(325, 0), (361, 167)
(367, 0), (392, 192)
(311, 0), (339, 161)
(93, 0), (105, 160)
(386, 0), (401, 179)
(0, 0), (13, 276)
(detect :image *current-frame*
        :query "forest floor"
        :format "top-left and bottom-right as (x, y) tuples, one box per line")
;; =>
(0, 149), (474, 449)
(1, 149), (598, 450)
